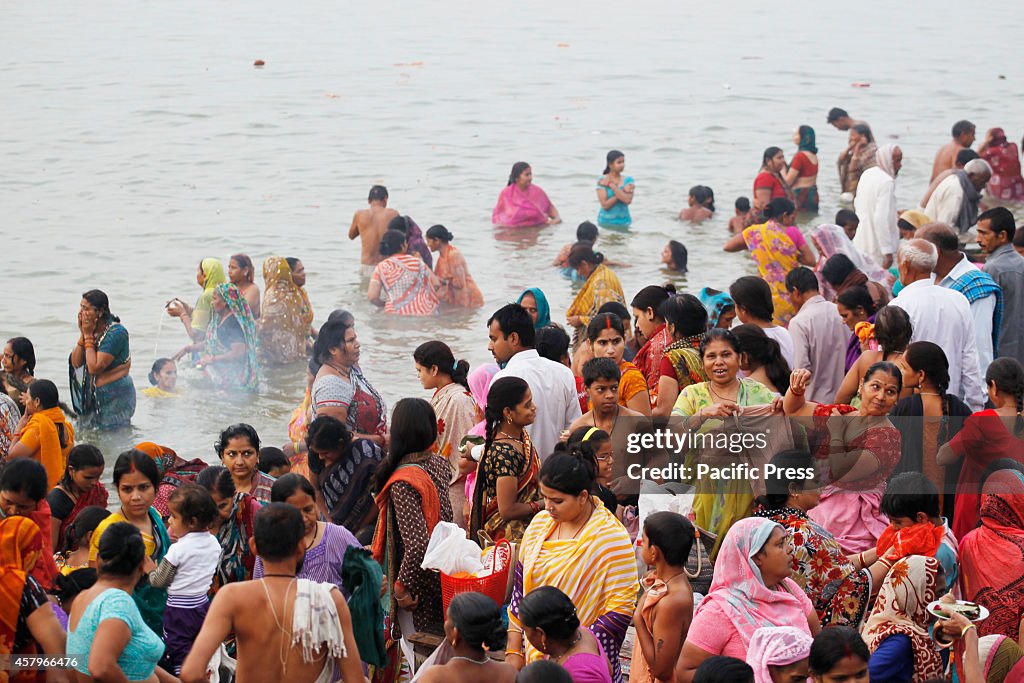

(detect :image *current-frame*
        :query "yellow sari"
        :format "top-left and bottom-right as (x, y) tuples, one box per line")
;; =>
(566, 264), (625, 343)
(193, 258), (227, 331)
(257, 257), (311, 365)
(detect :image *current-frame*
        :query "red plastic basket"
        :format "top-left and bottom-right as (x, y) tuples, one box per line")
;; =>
(440, 540), (512, 613)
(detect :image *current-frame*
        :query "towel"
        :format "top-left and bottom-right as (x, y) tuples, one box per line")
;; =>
(293, 579), (347, 664)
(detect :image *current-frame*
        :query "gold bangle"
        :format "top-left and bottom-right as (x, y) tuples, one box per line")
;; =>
(505, 650), (523, 657)
(961, 624), (977, 638)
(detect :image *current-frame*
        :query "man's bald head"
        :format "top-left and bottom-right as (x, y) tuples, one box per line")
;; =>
(916, 222), (959, 253)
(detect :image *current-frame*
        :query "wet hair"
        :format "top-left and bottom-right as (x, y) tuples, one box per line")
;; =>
(576, 221), (599, 243)
(986, 357), (1024, 436)
(874, 306), (913, 354)
(326, 309), (354, 326)
(955, 148), (980, 166)
(27, 379), (60, 410)
(582, 357), (621, 386)
(978, 207), (1017, 241)
(691, 185), (715, 212)
(699, 328), (741, 358)
(60, 444), (104, 489)
(82, 289), (119, 323)
(836, 286), (877, 317)
(112, 449), (161, 488)
(826, 107), (849, 123)
(368, 185), (389, 201)
(168, 484), (219, 531)
(539, 453), (595, 496)
(666, 241), (688, 271)
(631, 285), (676, 317)
(729, 276), (775, 322)
(764, 197), (795, 220)
(373, 398), (437, 493)
(835, 209), (859, 228)
(148, 358), (174, 386)
(379, 229), (407, 257)
(54, 568), (97, 606)
(5, 337), (35, 375)
(519, 586), (580, 641)
(880, 472), (939, 520)
(230, 254), (255, 283)
(762, 146), (783, 168)
(483, 377), (531, 454)
(694, 657), (755, 683)
(732, 324), (790, 393)
(757, 450), (816, 510)
(253, 502), (305, 561)
(0, 458), (48, 502)
(311, 318), (356, 374)
(822, 254), (858, 287)
(862, 361), (903, 394)
(785, 267), (819, 295)
(586, 312), (625, 343)
(518, 661), (573, 683)
(215, 423), (261, 458)
(660, 294), (708, 338)
(66, 506), (111, 552)
(508, 162), (530, 186)
(487, 304), (535, 348)
(809, 626), (870, 675)
(735, 197), (751, 213)
(425, 224), (454, 243)
(952, 120), (975, 138)
(414, 340), (470, 391)
(448, 592), (507, 651)
(535, 324), (570, 363)
(270, 472), (317, 503)
(258, 447), (289, 474)
(852, 123), (873, 143)
(567, 242), (605, 269)
(903, 341), (950, 395)
(196, 465), (235, 500)
(285, 257), (301, 272)
(387, 215), (408, 235)
(96, 522), (147, 577)
(643, 511), (695, 566)
(603, 149), (624, 175)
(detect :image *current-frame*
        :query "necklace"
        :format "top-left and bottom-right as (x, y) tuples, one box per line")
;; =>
(553, 631), (584, 662)
(305, 524), (320, 550)
(450, 654), (490, 665)
(497, 429), (525, 444)
(708, 381), (739, 404)
(557, 505), (593, 541)
(261, 577), (297, 674)
(593, 405), (620, 436)
(263, 573), (296, 578)
(325, 360), (352, 379)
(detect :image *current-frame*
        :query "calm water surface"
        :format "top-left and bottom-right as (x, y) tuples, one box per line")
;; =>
(3, 0), (1022, 464)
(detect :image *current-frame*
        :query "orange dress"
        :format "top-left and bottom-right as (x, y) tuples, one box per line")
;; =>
(435, 245), (484, 308)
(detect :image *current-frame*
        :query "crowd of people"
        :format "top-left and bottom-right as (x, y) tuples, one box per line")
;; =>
(2, 111), (1024, 683)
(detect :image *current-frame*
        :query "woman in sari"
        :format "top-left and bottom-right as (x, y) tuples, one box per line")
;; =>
(134, 441), (208, 518)
(838, 124), (877, 197)
(979, 127), (1024, 200)
(784, 363), (903, 553)
(469, 377), (541, 545)
(672, 329), (780, 556)
(785, 126), (819, 211)
(862, 555), (944, 683)
(958, 464), (1024, 639)
(306, 415), (382, 536)
(0, 387), (19, 460)
(257, 256), (309, 365)
(676, 518), (819, 682)
(69, 289), (136, 428)
(507, 453), (638, 682)
(166, 257), (227, 343)
(631, 285), (674, 399)
(596, 150), (635, 228)
(285, 257), (316, 340)
(425, 225), (484, 308)
(196, 466), (258, 588)
(835, 304), (912, 405)
(175, 283), (260, 392)
(753, 147), (795, 216)
(811, 223), (893, 301)
(587, 313), (652, 415)
(493, 161), (561, 228)
(228, 253), (261, 319)
(518, 288), (551, 330)
(9, 379), (75, 489)
(369, 230), (440, 316)
(835, 287), (877, 373)
(566, 243), (625, 348)
(215, 423), (275, 504)
(653, 294), (708, 417)
(46, 444), (106, 552)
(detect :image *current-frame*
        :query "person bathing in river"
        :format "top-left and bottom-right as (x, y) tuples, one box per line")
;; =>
(369, 230), (441, 316)
(387, 214), (433, 268)
(492, 161), (562, 228)
(785, 126), (819, 211)
(425, 224), (484, 308)
(143, 358), (178, 398)
(69, 289), (136, 429)
(662, 241), (688, 272)
(349, 184), (400, 278)
(228, 253), (260, 319)
(596, 150), (635, 227)
(679, 185), (715, 222)
(166, 257), (227, 343)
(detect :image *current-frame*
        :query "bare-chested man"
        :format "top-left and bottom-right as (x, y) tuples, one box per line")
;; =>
(349, 185), (399, 277)
(181, 503), (366, 683)
(931, 120), (975, 182)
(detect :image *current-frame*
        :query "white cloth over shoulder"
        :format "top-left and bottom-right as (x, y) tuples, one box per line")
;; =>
(853, 166), (900, 265)
(292, 579), (347, 668)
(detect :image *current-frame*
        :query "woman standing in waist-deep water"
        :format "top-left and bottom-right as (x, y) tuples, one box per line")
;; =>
(596, 150), (635, 227)
(493, 161), (562, 228)
(425, 225), (485, 309)
(369, 230), (441, 316)
(785, 126), (820, 211)
(166, 258), (227, 343)
(175, 283), (260, 392)
(257, 256), (311, 365)
(69, 289), (136, 429)
(566, 243), (625, 349)
(227, 253), (261, 319)
(752, 147), (794, 217)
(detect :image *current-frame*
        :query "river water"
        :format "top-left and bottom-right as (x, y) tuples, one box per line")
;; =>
(3, 0), (1023, 464)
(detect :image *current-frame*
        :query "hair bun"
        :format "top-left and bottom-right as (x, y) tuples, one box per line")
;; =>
(664, 283), (677, 296)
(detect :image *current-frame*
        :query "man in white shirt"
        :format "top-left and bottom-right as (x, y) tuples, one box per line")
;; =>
(889, 240), (986, 411)
(923, 159), (992, 235)
(488, 304), (582, 460)
(917, 222), (1002, 376)
(853, 145), (902, 268)
(785, 267), (850, 404)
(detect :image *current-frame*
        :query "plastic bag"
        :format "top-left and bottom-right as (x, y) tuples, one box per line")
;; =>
(421, 521), (484, 575)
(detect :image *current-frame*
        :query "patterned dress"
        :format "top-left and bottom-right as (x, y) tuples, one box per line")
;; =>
(69, 318), (137, 428)
(257, 256), (311, 365)
(566, 264), (625, 346)
(742, 222), (800, 326)
(371, 254), (439, 316)
(470, 435), (540, 544)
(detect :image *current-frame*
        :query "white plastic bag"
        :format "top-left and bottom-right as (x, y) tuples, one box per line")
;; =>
(421, 521), (484, 575)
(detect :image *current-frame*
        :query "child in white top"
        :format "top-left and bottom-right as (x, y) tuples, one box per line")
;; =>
(149, 483), (222, 674)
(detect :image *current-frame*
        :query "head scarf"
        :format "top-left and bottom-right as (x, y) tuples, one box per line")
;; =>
(979, 635), (1024, 683)
(467, 363), (499, 411)
(134, 442), (181, 477)
(517, 288), (551, 329)
(258, 257), (309, 364)
(989, 128), (1008, 148)
(0, 516), (43, 659)
(861, 555), (943, 682)
(798, 126), (817, 154)
(699, 287), (735, 328)
(810, 224), (894, 296)
(193, 258), (227, 329)
(747, 626), (813, 683)
(875, 144), (900, 178)
(208, 283), (260, 391)
(694, 517), (809, 648)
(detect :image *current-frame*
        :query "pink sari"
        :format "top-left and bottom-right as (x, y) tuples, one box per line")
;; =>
(492, 184), (553, 227)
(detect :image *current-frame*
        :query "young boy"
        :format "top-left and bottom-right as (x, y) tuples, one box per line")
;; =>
(878, 472), (958, 594)
(728, 196), (752, 234)
(258, 447), (291, 479)
(835, 209), (860, 241)
(568, 357), (644, 435)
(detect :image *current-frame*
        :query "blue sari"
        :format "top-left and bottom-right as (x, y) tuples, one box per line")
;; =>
(69, 317), (137, 429)
(597, 175), (634, 227)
